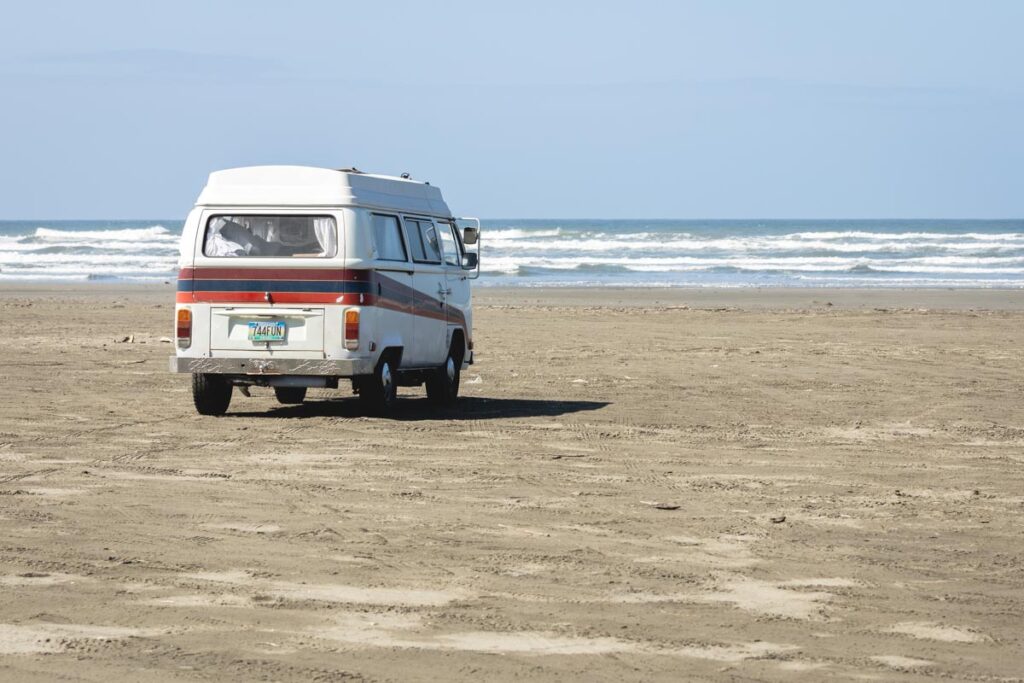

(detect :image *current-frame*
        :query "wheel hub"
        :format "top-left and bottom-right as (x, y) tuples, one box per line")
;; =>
(446, 357), (456, 382)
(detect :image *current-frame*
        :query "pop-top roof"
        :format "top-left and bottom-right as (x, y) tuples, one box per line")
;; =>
(195, 165), (452, 217)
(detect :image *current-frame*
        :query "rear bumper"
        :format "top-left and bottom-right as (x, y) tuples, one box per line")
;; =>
(169, 356), (372, 376)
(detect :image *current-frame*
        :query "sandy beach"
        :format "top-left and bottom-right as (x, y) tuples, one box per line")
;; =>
(1, 283), (1022, 681)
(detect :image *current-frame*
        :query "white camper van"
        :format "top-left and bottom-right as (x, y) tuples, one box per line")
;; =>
(169, 166), (480, 416)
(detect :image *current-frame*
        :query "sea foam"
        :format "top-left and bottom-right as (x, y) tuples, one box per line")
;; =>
(2, 219), (1024, 287)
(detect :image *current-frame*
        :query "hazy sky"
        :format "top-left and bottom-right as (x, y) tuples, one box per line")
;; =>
(1, 1), (1022, 218)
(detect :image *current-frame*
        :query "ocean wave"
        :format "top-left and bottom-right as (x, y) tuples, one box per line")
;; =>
(793, 274), (1024, 287)
(483, 235), (1024, 255)
(0, 272), (175, 282)
(485, 227), (1024, 244)
(0, 252), (177, 267)
(3, 220), (1024, 287)
(484, 228), (562, 239)
(481, 254), (1024, 274)
(782, 230), (1024, 241)
(30, 225), (176, 242)
(0, 242), (179, 255)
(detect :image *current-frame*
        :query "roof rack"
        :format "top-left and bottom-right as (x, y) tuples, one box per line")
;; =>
(336, 167), (363, 174)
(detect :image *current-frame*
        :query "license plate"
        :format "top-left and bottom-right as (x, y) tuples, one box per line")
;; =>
(248, 320), (286, 342)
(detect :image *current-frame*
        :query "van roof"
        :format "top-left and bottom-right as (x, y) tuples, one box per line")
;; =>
(195, 165), (453, 217)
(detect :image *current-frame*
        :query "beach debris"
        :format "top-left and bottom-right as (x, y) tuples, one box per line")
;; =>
(115, 335), (130, 343)
(159, 336), (172, 343)
(572, 379), (589, 384)
(466, 375), (483, 385)
(641, 500), (680, 511)
(770, 515), (787, 524)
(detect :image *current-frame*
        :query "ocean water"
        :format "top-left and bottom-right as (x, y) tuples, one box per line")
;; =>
(2, 219), (1024, 288)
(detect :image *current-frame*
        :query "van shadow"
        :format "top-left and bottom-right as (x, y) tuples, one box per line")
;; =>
(227, 396), (610, 420)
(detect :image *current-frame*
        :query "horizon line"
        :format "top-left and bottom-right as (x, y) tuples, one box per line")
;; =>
(1, 216), (1023, 223)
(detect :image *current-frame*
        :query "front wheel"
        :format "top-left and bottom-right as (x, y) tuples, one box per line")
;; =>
(192, 373), (232, 416)
(425, 347), (461, 406)
(358, 354), (398, 415)
(274, 386), (307, 404)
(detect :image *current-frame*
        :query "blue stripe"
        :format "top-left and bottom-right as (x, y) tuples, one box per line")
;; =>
(179, 279), (372, 293)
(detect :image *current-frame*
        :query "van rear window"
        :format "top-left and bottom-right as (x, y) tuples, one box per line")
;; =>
(203, 215), (338, 258)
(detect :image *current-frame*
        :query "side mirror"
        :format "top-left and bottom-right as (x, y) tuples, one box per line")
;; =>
(462, 227), (479, 245)
(462, 252), (478, 269)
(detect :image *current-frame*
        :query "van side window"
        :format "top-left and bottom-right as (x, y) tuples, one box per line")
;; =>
(405, 218), (442, 264)
(371, 214), (407, 261)
(404, 219), (427, 261)
(437, 221), (461, 267)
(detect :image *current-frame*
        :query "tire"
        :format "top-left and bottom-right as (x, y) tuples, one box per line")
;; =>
(192, 373), (232, 416)
(359, 354), (398, 415)
(425, 343), (461, 406)
(274, 386), (307, 405)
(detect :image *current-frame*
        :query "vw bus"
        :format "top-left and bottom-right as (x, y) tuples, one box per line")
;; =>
(169, 166), (480, 415)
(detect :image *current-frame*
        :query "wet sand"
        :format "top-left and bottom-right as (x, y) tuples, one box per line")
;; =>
(0, 284), (1022, 681)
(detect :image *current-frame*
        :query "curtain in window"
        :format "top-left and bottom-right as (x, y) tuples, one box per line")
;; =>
(205, 218), (243, 256)
(313, 217), (337, 256)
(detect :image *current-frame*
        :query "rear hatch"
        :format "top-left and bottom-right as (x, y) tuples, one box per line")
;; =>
(187, 212), (344, 357)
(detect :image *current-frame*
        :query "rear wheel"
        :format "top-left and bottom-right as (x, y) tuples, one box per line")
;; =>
(426, 344), (461, 406)
(359, 354), (398, 415)
(192, 373), (232, 416)
(273, 386), (307, 405)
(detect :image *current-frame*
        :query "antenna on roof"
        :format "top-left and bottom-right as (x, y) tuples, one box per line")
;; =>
(337, 167), (362, 174)
(400, 172), (411, 179)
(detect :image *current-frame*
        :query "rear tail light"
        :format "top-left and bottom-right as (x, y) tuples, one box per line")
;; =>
(344, 309), (359, 350)
(176, 308), (192, 349)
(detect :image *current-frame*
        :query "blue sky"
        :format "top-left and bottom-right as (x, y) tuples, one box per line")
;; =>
(1, 0), (1021, 218)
